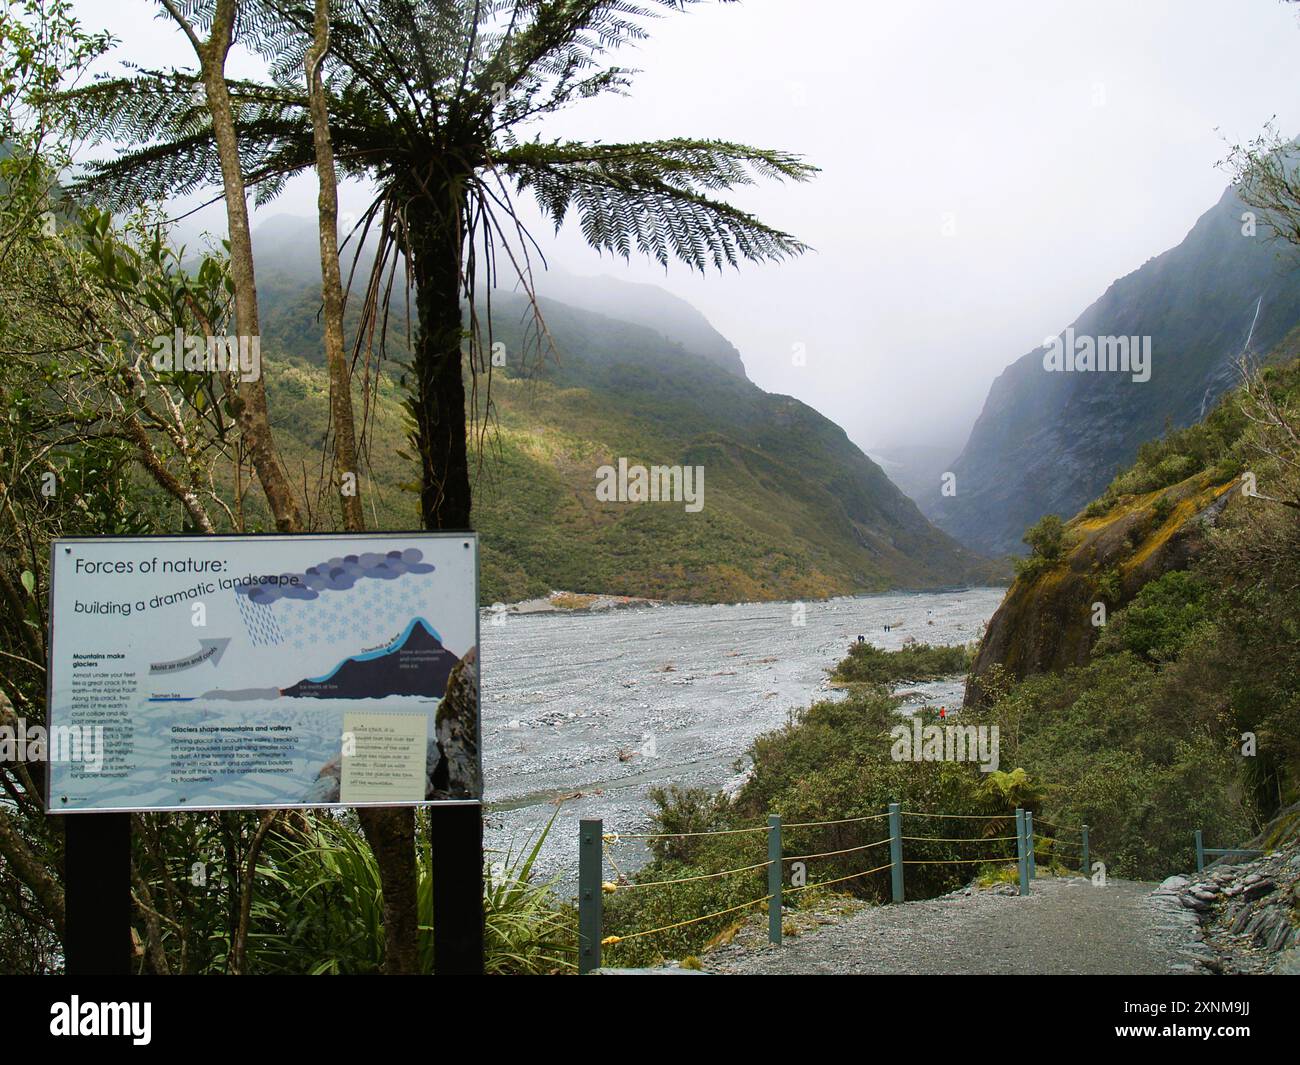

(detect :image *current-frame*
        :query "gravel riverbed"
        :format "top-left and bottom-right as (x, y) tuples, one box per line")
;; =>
(479, 587), (1006, 890)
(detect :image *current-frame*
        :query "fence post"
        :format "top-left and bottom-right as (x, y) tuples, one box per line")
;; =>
(1081, 824), (1089, 878)
(768, 814), (783, 946)
(1194, 828), (1205, 874)
(1026, 810), (1036, 881)
(1015, 808), (1029, 895)
(889, 802), (904, 903)
(578, 818), (603, 975)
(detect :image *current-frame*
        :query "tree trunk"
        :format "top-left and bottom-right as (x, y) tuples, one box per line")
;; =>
(306, 0), (364, 534)
(407, 195), (472, 530)
(358, 807), (420, 973)
(177, 0), (305, 534)
(304, 1), (421, 976)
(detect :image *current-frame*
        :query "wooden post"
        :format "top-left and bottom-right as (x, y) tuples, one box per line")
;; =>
(64, 813), (132, 975)
(578, 818), (603, 974)
(1194, 829), (1205, 873)
(1081, 824), (1089, 878)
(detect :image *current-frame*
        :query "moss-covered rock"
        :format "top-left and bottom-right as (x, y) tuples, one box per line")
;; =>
(965, 470), (1239, 704)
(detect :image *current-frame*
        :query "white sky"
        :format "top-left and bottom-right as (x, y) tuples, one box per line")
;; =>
(72, 0), (1300, 458)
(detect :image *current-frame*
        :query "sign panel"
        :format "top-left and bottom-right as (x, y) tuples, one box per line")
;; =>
(46, 533), (480, 812)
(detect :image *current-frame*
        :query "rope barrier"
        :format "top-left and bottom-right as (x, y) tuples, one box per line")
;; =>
(902, 856), (1019, 866)
(782, 837), (891, 863)
(604, 825), (769, 842)
(1033, 819), (1083, 835)
(902, 811), (1004, 819)
(901, 834), (1019, 843)
(785, 861), (895, 894)
(782, 812), (892, 829)
(609, 860), (772, 892)
(602, 842), (628, 883)
(600, 894), (773, 945)
(585, 806), (1099, 969)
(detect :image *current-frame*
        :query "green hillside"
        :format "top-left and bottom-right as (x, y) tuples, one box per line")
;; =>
(959, 344), (1300, 853)
(251, 278), (995, 604)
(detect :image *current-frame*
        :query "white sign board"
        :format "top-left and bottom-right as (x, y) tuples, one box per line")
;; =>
(46, 533), (480, 813)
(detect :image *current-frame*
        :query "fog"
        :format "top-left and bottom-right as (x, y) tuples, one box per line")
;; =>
(74, 0), (1300, 467)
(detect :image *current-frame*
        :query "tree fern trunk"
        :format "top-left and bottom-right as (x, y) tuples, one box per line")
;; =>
(357, 184), (475, 975)
(407, 192), (472, 531)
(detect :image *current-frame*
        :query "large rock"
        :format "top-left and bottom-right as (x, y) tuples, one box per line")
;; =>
(429, 646), (481, 800)
(965, 473), (1236, 703)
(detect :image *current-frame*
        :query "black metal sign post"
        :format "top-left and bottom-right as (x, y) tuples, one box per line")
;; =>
(63, 812), (132, 975)
(63, 805), (485, 974)
(431, 802), (485, 974)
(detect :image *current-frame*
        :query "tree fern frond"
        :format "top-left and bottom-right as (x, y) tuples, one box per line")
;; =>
(497, 137), (814, 272)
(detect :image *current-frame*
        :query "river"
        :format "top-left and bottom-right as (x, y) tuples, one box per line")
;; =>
(479, 586), (1007, 888)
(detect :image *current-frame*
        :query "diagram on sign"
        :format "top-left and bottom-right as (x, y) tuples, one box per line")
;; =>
(149, 552), (460, 703)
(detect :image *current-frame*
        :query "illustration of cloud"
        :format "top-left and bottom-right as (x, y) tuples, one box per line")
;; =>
(238, 548), (435, 606)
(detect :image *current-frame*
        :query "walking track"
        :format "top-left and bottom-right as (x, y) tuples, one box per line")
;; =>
(705, 876), (1207, 975)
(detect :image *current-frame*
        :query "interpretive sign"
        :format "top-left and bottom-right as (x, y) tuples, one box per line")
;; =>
(46, 533), (481, 813)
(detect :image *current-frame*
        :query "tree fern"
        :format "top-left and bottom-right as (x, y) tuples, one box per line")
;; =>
(62, 0), (816, 529)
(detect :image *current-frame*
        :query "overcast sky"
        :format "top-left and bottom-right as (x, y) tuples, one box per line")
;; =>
(72, 0), (1300, 460)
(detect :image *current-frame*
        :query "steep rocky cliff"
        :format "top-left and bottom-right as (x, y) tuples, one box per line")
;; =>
(929, 181), (1300, 557)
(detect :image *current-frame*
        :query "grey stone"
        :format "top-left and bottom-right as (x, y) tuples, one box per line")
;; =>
(1266, 917), (1293, 953)
(1242, 879), (1275, 902)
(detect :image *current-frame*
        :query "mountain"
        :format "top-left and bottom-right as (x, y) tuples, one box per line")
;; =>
(927, 180), (1300, 557)
(529, 270), (749, 379)
(281, 618), (459, 699)
(249, 217), (998, 603)
(868, 441), (965, 508)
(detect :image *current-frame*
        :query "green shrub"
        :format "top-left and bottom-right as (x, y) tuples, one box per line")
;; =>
(1094, 570), (1210, 663)
(832, 640), (973, 685)
(1023, 513), (1065, 561)
(231, 811), (575, 975)
(1150, 493), (1175, 523)
(981, 652), (1251, 879)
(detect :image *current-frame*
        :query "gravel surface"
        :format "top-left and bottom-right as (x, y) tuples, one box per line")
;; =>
(705, 876), (1209, 975)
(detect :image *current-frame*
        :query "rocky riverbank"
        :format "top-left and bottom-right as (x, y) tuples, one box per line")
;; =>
(484, 590), (660, 616)
(1152, 804), (1300, 975)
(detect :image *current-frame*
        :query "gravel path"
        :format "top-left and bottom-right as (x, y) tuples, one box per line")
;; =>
(705, 876), (1209, 975)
